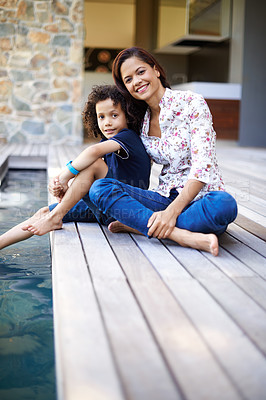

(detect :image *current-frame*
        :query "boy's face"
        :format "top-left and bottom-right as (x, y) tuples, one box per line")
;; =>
(96, 98), (128, 139)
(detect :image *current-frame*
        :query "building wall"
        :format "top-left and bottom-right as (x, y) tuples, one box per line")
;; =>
(228, 0), (245, 84)
(158, 4), (186, 48)
(84, 2), (134, 49)
(0, 0), (84, 144)
(239, 0), (266, 146)
(188, 42), (230, 83)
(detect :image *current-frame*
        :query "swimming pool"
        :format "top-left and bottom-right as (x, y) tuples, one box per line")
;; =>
(0, 169), (56, 400)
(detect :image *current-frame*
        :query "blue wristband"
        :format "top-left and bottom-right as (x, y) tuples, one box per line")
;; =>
(66, 161), (79, 175)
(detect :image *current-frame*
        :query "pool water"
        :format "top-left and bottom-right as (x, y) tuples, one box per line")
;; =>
(0, 170), (56, 400)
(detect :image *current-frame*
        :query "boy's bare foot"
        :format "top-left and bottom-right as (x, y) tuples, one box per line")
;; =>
(108, 221), (142, 235)
(22, 213), (63, 236)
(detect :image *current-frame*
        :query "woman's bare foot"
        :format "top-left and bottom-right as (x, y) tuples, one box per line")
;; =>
(206, 234), (219, 256)
(108, 221), (142, 235)
(190, 232), (219, 256)
(22, 213), (63, 236)
(109, 222), (218, 255)
(170, 228), (219, 256)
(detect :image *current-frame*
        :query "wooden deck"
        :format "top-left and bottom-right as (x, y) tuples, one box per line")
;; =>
(1, 141), (266, 400)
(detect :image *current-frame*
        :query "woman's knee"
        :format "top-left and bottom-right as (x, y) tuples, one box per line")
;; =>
(207, 191), (238, 224)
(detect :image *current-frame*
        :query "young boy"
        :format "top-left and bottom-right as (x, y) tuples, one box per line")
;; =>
(0, 85), (150, 249)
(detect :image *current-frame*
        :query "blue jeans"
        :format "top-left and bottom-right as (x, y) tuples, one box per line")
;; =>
(49, 192), (113, 225)
(89, 178), (238, 236)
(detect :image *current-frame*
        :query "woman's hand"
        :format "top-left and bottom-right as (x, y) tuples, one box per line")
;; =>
(148, 180), (204, 238)
(147, 206), (179, 239)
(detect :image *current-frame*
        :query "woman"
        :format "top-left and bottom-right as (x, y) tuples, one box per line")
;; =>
(88, 47), (237, 256)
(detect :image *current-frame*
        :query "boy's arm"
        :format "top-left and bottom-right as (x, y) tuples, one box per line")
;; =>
(73, 140), (120, 171)
(55, 140), (121, 186)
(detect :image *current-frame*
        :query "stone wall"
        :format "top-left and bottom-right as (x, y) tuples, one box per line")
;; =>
(0, 0), (84, 144)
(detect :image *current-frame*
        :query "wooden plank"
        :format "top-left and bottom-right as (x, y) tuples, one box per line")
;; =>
(9, 143), (24, 156)
(8, 155), (47, 169)
(134, 235), (266, 399)
(63, 144), (83, 160)
(0, 143), (18, 185)
(77, 222), (181, 400)
(217, 144), (266, 203)
(217, 146), (266, 181)
(30, 144), (40, 156)
(220, 232), (266, 279)
(0, 144), (9, 186)
(47, 145), (62, 178)
(39, 144), (49, 157)
(51, 224), (124, 400)
(0, 142), (47, 170)
(200, 275), (266, 355)
(220, 161), (266, 181)
(102, 228), (243, 400)
(0, 143), (16, 161)
(236, 204), (266, 228)
(234, 276), (266, 311)
(225, 183), (266, 217)
(217, 144), (266, 163)
(234, 214), (266, 241)
(209, 243), (266, 311)
(223, 170), (266, 202)
(226, 224), (266, 257)
(202, 245), (255, 278)
(47, 146), (62, 204)
(56, 145), (71, 169)
(0, 143), (10, 157)
(0, 158), (8, 187)
(165, 243), (266, 356)
(20, 143), (33, 157)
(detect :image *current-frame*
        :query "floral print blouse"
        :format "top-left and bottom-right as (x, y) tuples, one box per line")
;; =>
(140, 88), (225, 199)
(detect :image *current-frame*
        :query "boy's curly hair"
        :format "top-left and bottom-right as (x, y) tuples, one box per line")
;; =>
(82, 85), (143, 138)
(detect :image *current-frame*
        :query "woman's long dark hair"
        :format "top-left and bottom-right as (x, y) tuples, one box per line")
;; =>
(112, 47), (171, 125)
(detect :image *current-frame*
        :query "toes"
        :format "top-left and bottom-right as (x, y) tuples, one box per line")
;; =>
(27, 226), (38, 234)
(108, 222), (115, 232)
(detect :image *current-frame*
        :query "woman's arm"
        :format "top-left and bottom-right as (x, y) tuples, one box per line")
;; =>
(147, 179), (204, 239)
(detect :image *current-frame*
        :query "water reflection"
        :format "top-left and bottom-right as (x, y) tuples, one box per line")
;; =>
(0, 170), (55, 400)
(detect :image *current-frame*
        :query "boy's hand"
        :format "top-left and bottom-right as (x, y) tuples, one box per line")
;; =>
(48, 176), (68, 202)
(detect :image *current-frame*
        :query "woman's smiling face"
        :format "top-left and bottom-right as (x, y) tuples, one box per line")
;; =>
(120, 56), (163, 104)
